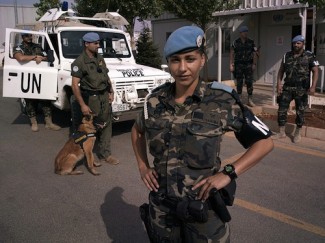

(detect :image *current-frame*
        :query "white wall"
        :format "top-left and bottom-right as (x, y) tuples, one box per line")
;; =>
(0, 5), (37, 45)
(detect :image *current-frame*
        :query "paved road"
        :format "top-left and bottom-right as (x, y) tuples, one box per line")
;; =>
(1, 68), (324, 242)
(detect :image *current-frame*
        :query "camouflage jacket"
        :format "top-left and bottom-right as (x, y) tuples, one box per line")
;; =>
(232, 38), (256, 64)
(136, 80), (243, 199)
(13, 42), (45, 56)
(282, 50), (319, 86)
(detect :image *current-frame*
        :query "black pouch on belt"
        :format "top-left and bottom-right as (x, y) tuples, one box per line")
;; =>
(176, 199), (209, 223)
(209, 180), (236, 222)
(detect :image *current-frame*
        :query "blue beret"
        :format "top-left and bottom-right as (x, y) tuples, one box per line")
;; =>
(164, 26), (204, 59)
(239, 26), (248, 33)
(83, 32), (100, 42)
(292, 35), (305, 43)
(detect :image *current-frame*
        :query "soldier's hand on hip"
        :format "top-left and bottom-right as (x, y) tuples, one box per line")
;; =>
(192, 173), (231, 201)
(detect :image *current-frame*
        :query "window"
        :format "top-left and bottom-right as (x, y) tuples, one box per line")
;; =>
(60, 31), (131, 59)
(215, 28), (231, 54)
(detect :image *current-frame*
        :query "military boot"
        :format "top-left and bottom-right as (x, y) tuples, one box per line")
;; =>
(293, 127), (302, 143)
(272, 126), (286, 139)
(103, 155), (120, 165)
(45, 116), (61, 131)
(30, 117), (39, 132)
(247, 95), (256, 107)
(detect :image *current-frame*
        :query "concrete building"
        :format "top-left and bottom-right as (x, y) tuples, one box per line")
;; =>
(151, 0), (324, 93)
(0, 3), (37, 66)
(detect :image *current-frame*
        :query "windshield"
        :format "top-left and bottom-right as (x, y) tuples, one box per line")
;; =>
(60, 30), (131, 59)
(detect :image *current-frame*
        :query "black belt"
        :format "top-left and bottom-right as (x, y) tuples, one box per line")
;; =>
(81, 88), (108, 96)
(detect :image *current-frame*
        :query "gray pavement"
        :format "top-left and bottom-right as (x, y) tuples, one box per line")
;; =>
(1, 69), (324, 242)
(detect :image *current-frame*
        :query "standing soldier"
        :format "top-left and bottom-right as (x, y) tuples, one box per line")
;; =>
(13, 33), (61, 132)
(230, 25), (258, 107)
(71, 32), (119, 165)
(131, 26), (273, 242)
(273, 35), (319, 143)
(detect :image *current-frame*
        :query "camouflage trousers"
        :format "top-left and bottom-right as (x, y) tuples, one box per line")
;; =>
(277, 86), (308, 128)
(146, 192), (230, 243)
(25, 98), (52, 119)
(234, 63), (254, 95)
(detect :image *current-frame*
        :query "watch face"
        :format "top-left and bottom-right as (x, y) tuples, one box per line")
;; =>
(225, 165), (234, 173)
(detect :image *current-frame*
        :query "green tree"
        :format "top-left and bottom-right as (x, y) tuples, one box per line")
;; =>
(33, 0), (62, 20)
(135, 27), (162, 69)
(73, 0), (119, 18)
(112, 0), (163, 50)
(161, 1), (239, 80)
(162, 1), (239, 32)
(300, 0), (325, 8)
(73, 0), (164, 50)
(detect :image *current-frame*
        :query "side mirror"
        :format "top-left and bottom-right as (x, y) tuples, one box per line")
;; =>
(161, 64), (168, 71)
(47, 49), (54, 67)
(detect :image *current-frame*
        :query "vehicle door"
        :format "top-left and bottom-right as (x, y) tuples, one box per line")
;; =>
(3, 28), (59, 100)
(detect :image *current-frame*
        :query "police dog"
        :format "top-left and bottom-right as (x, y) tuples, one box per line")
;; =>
(54, 114), (101, 175)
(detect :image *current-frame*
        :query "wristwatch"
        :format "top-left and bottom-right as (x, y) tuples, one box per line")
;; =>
(222, 164), (238, 180)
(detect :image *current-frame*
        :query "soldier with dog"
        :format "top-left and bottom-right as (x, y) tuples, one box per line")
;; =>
(71, 32), (119, 165)
(131, 26), (274, 242)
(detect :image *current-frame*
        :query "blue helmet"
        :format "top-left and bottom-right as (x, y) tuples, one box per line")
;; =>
(163, 26), (205, 59)
(292, 35), (305, 43)
(83, 32), (100, 42)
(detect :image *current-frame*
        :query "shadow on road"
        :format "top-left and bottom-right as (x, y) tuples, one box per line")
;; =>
(100, 187), (148, 242)
(112, 120), (134, 136)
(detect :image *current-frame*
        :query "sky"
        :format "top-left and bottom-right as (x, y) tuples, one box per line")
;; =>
(0, 0), (75, 6)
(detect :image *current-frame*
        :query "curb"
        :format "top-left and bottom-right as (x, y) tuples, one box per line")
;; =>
(222, 80), (325, 141)
(257, 105), (325, 142)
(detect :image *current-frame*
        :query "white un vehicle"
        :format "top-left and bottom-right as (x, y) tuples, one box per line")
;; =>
(2, 4), (171, 122)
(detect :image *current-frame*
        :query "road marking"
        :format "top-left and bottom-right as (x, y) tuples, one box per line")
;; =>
(225, 132), (325, 158)
(235, 198), (325, 237)
(274, 142), (325, 158)
(223, 133), (325, 237)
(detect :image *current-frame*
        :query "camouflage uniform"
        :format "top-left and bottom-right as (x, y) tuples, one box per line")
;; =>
(277, 50), (319, 128)
(71, 50), (114, 159)
(232, 38), (256, 95)
(135, 80), (245, 242)
(13, 42), (51, 118)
